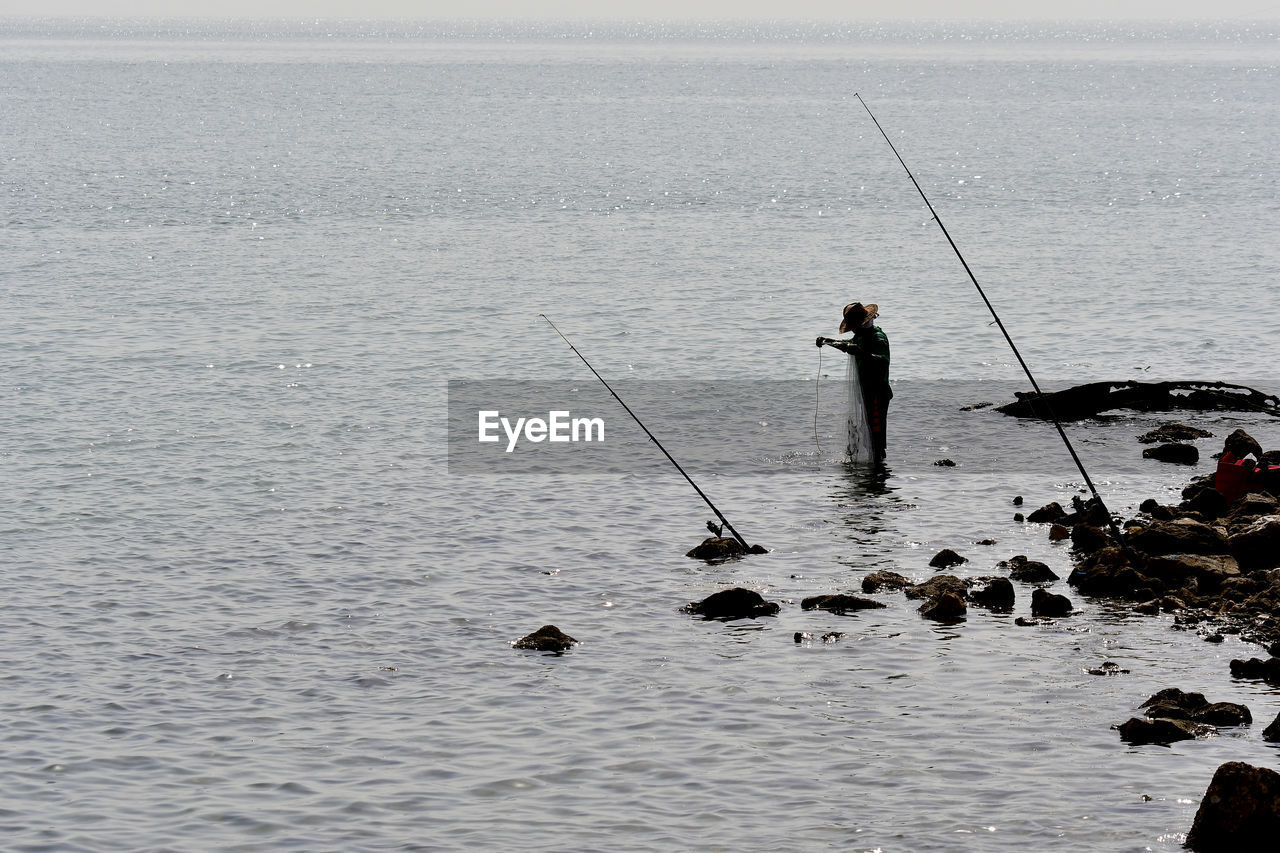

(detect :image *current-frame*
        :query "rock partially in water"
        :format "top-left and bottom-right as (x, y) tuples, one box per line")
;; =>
(513, 625), (579, 652)
(1027, 502), (1067, 523)
(801, 593), (886, 615)
(1049, 523), (1070, 541)
(1229, 657), (1280, 682)
(822, 631), (846, 644)
(682, 587), (780, 620)
(1116, 716), (1212, 745)
(1031, 587), (1074, 617)
(1140, 688), (1251, 726)
(928, 548), (967, 569)
(1143, 442), (1200, 465)
(1070, 523), (1109, 554)
(1086, 661), (1130, 676)
(1139, 423), (1213, 444)
(1002, 555), (1059, 583)
(967, 576), (1014, 610)
(1196, 702), (1253, 727)
(904, 574), (968, 601)
(1186, 761), (1280, 852)
(862, 570), (913, 594)
(1264, 712), (1280, 742)
(1127, 518), (1228, 556)
(685, 537), (768, 560)
(919, 591), (966, 622)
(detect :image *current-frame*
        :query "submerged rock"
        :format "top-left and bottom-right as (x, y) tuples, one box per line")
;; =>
(862, 570), (913, 594)
(928, 548), (967, 569)
(1186, 761), (1280, 852)
(682, 587), (780, 620)
(1031, 587), (1074, 617)
(1143, 442), (1200, 465)
(1139, 423), (1213, 444)
(513, 625), (579, 652)
(1086, 661), (1130, 676)
(801, 593), (886, 615)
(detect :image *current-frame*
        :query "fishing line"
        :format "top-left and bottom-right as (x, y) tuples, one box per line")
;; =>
(814, 347), (823, 454)
(855, 93), (1127, 546)
(539, 314), (754, 550)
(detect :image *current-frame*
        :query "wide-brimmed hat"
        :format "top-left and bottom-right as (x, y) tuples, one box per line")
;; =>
(839, 302), (879, 333)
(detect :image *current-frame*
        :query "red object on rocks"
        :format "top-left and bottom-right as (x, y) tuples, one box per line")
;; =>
(1215, 453), (1252, 503)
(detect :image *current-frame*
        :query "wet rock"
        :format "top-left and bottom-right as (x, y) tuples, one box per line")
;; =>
(801, 593), (886, 615)
(1031, 587), (1074, 617)
(1070, 523), (1109, 553)
(1134, 599), (1161, 615)
(960, 401), (993, 411)
(904, 574), (968, 601)
(1204, 633), (1225, 643)
(1224, 492), (1280, 527)
(1013, 512), (1025, 522)
(967, 576), (1015, 610)
(1014, 616), (1051, 626)
(1141, 687), (1209, 713)
(975, 538), (998, 546)
(1143, 442), (1200, 465)
(822, 631), (846, 643)
(934, 458), (956, 467)
(1139, 423), (1213, 444)
(1001, 555), (1060, 583)
(1229, 657), (1280, 682)
(1086, 661), (1130, 676)
(1227, 514), (1280, 570)
(1027, 501), (1067, 523)
(513, 625), (578, 652)
(1185, 761), (1280, 852)
(1196, 703), (1253, 727)
(686, 537), (745, 560)
(682, 587), (780, 620)
(1223, 428), (1264, 461)
(919, 591), (967, 622)
(861, 570), (913, 594)
(1264, 713), (1280, 742)
(1049, 523), (1071, 541)
(1146, 554), (1240, 593)
(793, 632), (812, 643)
(1013, 495), (1024, 506)
(1127, 518), (1228, 556)
(929, 548), (968, 569)
(1116, 717), (1209, 744)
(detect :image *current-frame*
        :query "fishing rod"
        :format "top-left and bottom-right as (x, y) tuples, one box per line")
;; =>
(855, 93), (1127, 546)
(539, 314), (753, 550)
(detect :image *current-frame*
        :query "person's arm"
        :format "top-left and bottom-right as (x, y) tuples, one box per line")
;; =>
(816, 336), (862, 354)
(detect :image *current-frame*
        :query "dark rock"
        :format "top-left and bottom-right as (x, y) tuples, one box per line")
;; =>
(1070, 523), (1109, 553)
(1185, 761), (1280, 851)
(1116, 716), (1209, 744)
(1127, 518), (1228, 556)
(682, 587), (781, 620)
(998, 380), (1280, 421)
(934, 458), (956, 467)
(1014, 513), (1025, 522)
(1014, 616), (1051, 626)
(1013, 495), (1024, 506)
(1140, 497), (1160, 513)
(793, 632), (812, 643)
(1134, 599), (1162, 615)
(1003, 555), (1060, 583)
(1205, 633), (1225, 643)
(821, 631), (846, 643)
(1227, 514), (1280, 570)
(1141, 687), (1209, 713)
(801, 593), (886, 615)
(919, 591), (967, 622)
(960, 401), (993, 411)
(1224, 492), (1280, 527)
(1161, 596), (1188, 612)
(1223, 428), (1264, 461)
(1049, 523), (1071, 541)
(1031, 587), (1074, 617)
(861, 570), (913, 594)
(1264, 712), (1280, 742)
(975, 538), (998, 546)
(929, 548), (967, 569)
(904, 574), (968, 601)
(1027, 502), (1067, 523)
(1229, 657), (1280, 682)
(967, 577), (1015, 610)
(1196, 703), (1252, 727)
(1086, 661), (1130, 675)
(1146, 554), (1240, 593)
(513, 625), (579, 652)
(1139, 423), (1213, 444)
(1144, 442), (1200, 465)
(1182, 485), (1230, 519)
(686, 537), (745, 560)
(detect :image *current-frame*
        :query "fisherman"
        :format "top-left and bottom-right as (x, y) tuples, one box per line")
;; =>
(816, 302), (892, 460)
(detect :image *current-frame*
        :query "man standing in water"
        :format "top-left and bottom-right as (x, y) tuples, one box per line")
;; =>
(816, 302), (892, 461)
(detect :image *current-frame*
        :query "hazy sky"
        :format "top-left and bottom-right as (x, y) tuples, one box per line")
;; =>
(1, 0), (1277, 20)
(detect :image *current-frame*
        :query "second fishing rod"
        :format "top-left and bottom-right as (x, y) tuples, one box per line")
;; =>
(855, 93), (1128, 547)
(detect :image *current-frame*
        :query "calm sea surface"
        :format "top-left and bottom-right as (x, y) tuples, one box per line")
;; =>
(2, 17), (1279, 851)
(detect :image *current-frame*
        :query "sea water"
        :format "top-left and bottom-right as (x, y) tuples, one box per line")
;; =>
(2, 17), (1279, 851)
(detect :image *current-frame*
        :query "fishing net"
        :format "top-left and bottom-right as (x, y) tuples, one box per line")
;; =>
(842, 352), (875, 463)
